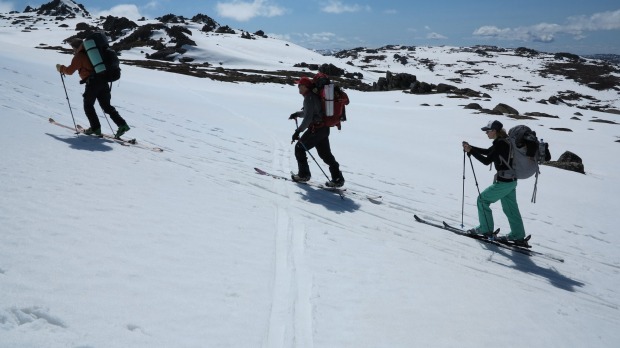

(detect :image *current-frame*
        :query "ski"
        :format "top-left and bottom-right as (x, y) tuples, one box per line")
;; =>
(442, 221), (531, 248)
(254, 167), (382, 203)
(49, 118), (163, 152)
(414, 215), (564, 263)
(76, 124), (137, 147)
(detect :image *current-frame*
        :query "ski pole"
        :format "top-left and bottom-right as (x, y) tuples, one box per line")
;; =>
(59, 72), (78, 132)
(468, 155), (492, 233)
(100, 83), (115, 134)
(294, 118), (331, 182)
(100, 107), (114, 134)
(461, 151), (466, 228)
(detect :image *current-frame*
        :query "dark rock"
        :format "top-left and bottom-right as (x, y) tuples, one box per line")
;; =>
(319, 63), (344, 77)
(493, 103), (519, 115)
(158, 14), (185, 24)
(554, 52), (581, 62)
(589, 119), (618, 125)
(436, 83), (457, 93)
(101, 16), (138, 40)
(410, 81), (433, 94)
(540, 60), (620, 91)
(515, 47), (539, 56)
(523, 112), (559, 118)
(385, 71), (416, 90)
(480, 108), (503, 115)
(464, 103), (482, 110)
(545, 151), (585, 174)
(192, 13), (218, 32)
(215, 25), (235, 34)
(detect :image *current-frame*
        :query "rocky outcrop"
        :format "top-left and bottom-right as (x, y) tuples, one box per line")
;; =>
(545, 151), (585, 174)
(32, 0), (90, 17)
(493, 103), (519, 115)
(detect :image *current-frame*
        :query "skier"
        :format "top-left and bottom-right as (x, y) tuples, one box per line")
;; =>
(462, 120), (526, 245)
(56, 38), (130, 138)
(289, 76), (345, 188)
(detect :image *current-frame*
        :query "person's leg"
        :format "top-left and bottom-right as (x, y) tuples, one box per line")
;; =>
(82, 84), (101, 130)
(314, 128), (343, 181)
(500, 182), (526, 240)
(476, 182), (513, 233)
(96, 82), (127, 127)
(294, 130), (322, 178)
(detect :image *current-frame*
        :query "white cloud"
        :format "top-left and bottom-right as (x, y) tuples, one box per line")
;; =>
(427, 32), (447, 40)
(473, 9), (620, 43)
(267, 32), (291, 42)
(565, 9), (620, 31)
(143, 1), (160, 11)
(321, 0), (370, 14)
(290, 31), (346, 49)
(93, 4), (143, 20)
(0, 1), (14, 13)
(306, 32), (337, 42)
(216, 0), (286, 22)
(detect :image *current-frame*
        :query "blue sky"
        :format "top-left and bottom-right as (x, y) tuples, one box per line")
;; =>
(3, 0), (620, 54)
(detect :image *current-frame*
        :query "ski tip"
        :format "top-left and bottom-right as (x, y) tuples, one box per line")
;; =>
(367, 196), (382, 204)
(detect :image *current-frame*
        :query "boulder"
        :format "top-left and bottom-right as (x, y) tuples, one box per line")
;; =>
(493, 103), (519, 115)
(545, 151), (585, 174)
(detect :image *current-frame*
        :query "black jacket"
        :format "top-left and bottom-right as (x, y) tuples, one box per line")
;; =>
(470, 138), (511, 173)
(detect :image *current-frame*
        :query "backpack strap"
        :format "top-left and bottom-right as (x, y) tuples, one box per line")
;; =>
(497, 138), (516, 179)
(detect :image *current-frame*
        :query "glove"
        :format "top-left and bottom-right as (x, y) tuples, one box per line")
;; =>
(56, 64), (63, 73)
(289, 112), (300, 120)
(291, 129), (301, 143)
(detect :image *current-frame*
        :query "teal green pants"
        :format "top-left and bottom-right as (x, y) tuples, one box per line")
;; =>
(476, 180), (525, 239)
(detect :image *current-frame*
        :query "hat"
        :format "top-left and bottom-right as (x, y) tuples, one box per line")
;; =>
(70, 38), (83, 49)
(481, 120), (503, 132)
(295, 76), (314, 88)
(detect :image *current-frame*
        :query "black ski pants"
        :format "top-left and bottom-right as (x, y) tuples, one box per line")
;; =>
(83, 78), (126, 129)
(295, 126), (343, 181)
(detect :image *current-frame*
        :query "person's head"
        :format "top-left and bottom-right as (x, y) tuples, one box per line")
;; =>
(70, 38), (83, 52)
(295, 76), (314, 95)
(481, 120), (505, 139)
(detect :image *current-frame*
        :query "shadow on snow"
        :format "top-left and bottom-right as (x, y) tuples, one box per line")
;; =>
(46, 133), (114, 152)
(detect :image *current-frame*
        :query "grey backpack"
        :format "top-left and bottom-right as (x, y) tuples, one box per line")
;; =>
(499, 125), (550, 202)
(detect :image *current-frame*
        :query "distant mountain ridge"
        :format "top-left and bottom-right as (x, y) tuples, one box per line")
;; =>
(583, 54), (620, 64)
(23, 0), (90, 17)
(2, 0), (619, 117)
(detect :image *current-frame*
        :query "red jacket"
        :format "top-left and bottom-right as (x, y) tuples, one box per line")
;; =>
(60, 45), (93, 81)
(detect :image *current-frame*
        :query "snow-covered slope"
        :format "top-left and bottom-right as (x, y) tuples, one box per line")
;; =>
(1, 6), (620, 348)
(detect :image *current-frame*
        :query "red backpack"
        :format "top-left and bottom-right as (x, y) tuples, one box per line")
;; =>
(312, 73), (350, 130)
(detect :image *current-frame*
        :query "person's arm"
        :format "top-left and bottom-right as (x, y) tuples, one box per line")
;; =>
(60, 54), (82, 75)
(470, 144), (494, 165)
(296, 95), (320, 132)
